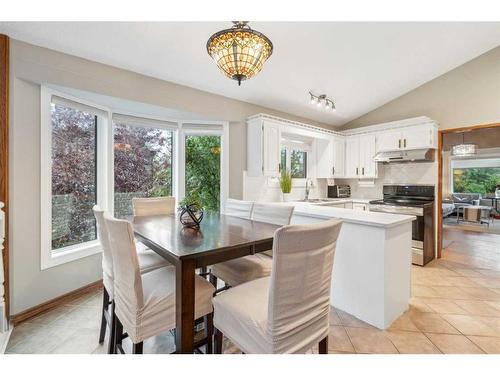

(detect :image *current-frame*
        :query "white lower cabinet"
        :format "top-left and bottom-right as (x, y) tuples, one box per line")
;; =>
(353, 203), (369, 211)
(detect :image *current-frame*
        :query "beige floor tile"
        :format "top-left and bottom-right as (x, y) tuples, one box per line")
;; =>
(6, 324), (80, 354)
(409, 297), (434, 313)
(385, 330), (440, 354)
(407, 312), (460, 334)
(5, 322), (46, 350)
(452, 268), (486, 278)
(420, 298), (467, 314)
(50, 328), (102, 354)
(444, 276), (481, 287)
(27, 304), (77, 326)
(431, 286), (472, 299)
(469, 277), (500, 289)
(460, 287), (500, 301)
(412, 285), (440, 298)
(441, 314), (500, 337)
(329, 308), (342, 326)
(328, 326), (355, 353)
(387, 312), (420, 332)
(467, 335), (500, 354)
(426, 333), (484, 354)
(345, 327), (398, 354)
(337, 309), (374, 329)
(453, 300), (500, 317)
(50, 305), (102, 330)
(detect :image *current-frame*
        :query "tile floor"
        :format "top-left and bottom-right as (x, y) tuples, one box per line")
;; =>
(5, 227), (500, 354)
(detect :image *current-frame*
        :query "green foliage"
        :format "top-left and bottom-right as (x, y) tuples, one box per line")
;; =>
(453, 167), (500, 195)
(185, 135), (221, 212)
(290, 150), (306, 178)
(178, 194), (202, 210)
(279, 169), (292, 193)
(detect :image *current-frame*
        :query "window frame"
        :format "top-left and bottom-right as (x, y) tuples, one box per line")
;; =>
(450, 157), (500, 194)
(41, 87), (110, 269)
(280, 140), (311, 184)
(41, 87), (229, 269)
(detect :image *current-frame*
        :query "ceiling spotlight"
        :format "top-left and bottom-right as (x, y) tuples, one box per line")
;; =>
(309, 91), (336, 113)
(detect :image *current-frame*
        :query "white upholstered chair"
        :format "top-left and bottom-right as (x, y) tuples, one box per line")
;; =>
(103, 213), (216, 354)
(213, 218), (343, 354)
(93, 206), (170, 353)
(132, 196), (176, 217)
(210, 201), (294, 288)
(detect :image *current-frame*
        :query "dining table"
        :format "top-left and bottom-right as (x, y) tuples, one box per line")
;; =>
(133, 211), (280, 353)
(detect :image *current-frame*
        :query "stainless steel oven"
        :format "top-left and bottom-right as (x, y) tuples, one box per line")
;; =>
(369, 185), (435, 266)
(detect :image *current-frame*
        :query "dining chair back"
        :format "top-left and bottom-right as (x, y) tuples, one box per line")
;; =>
(251, 202), (294, 225)
(225, 198), (254, 219)
(132, 196), (176, 217)
(93, 206), (114, 296)
(267, 218), (343, 353)
(104, 213), (145, 316)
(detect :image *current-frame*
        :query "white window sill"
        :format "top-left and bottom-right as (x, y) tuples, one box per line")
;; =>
(41, 240), (102, 270)
(267, 177), (311, 188)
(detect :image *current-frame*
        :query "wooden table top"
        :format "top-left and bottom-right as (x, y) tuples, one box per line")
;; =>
(133, 212), (280, 261)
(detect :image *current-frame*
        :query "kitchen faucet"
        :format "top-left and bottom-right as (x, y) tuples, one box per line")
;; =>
(304, 178), (312, 200)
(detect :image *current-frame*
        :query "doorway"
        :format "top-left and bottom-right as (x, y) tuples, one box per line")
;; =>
(438, 123), (500, 269)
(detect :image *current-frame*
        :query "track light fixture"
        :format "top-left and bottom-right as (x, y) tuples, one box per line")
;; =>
(309, 92), (336, 112)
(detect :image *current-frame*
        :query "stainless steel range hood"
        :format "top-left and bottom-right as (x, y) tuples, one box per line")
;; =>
(373, 149), (435, 163)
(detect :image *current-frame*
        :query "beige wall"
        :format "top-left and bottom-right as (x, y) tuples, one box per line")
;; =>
(8, 39), (331, 314)
(342, 47), (500, 131)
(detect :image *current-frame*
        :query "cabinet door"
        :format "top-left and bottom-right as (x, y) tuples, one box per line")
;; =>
(315, 137), (333, 178)
(359, 134), (377, 178)
(402, 125), (435, 150)
(376, 130), (402, 152)
(345, 137), (360, 177)
(332, 136), (345, 177)
(352, 203), (368, 211)
(262, 121), (281, 176)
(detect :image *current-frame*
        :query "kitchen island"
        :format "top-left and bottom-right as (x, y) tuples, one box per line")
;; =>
(288, 202), (415, 329)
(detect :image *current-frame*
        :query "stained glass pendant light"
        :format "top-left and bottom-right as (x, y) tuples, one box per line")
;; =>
(206, 21), (273, 86)
(451, 132), (477, 157)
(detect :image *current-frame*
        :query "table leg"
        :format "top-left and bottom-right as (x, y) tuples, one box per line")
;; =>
(175, 258), (196, 354)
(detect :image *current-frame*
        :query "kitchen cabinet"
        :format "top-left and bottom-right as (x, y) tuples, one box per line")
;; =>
(247, 118), (281, 177)
(353, 202), (369, 211)
(315, 135), (345, 178)
(376, 124), (437, 152)
(345, 135), (377, 178)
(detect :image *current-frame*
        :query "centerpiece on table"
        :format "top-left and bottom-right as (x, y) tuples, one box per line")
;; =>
(178, 195), (204, 229)
(279, 169), (292, 202)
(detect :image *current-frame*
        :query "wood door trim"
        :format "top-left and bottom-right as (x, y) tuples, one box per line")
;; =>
(10, 280), (103, 326)
(0, 34), (9, 318)
(437, 121), (500, 258)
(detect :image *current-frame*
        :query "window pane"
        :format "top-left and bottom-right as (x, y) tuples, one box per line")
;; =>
(185, 135), (220, 212)
(113, 122), (173, 218)
(453, 167), (500, 195)
(51, 104), (97, 250)
(291, 150), (307, 178)
(280, 148), (287, 172)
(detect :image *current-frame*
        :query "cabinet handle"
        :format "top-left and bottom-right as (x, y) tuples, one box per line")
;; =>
(398, 139), (401, 149)
(404, 138), (407, 148)
(356, 167), (358, 175)
(362, 167), (365, 175)
(332, 166), (335, 175)
(278, 163), (281, 172)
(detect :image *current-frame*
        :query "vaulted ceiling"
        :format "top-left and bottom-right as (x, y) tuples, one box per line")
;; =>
(1, 22), (499, 126)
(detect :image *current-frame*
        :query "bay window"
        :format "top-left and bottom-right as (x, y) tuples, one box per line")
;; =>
(41, 87), (228, 269)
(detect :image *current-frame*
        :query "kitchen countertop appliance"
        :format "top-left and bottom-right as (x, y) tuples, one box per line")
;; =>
(369, 184), (435, 266)
(328, 185), (351, 198)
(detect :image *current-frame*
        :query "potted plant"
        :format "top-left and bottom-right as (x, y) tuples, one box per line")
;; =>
(178, 195), (204, 229)
(279, 169), (292, 202)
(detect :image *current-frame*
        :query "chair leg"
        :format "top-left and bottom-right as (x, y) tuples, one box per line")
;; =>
(107, 301), (116, 354)
(132, 342), (143, 354)
(214, 328), (223, 354)
(209, 274), (217, 288)
(318, 336), (328, 354)
(204, 313), (214, 354)
(114, 315), (124, 354)
(99, 287), (110, 343)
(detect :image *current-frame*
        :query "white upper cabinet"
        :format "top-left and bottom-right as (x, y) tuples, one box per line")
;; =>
(315, 135), (345, 178)
(376, 124), (437, 152)
(345, 135), (377, 178)
(315, 137), (334, 178)
(332, 136), (345, 178)
(247, 117), (281, 177)
(262, 120), (281, 176)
